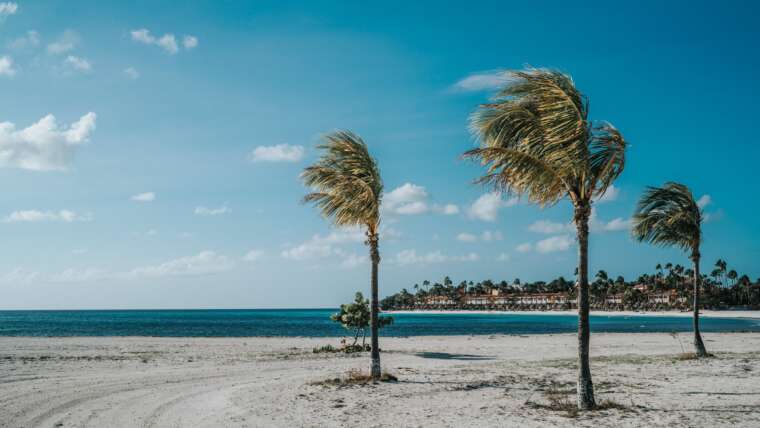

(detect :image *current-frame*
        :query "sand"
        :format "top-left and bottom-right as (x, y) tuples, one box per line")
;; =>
(1, 333), (759, 427)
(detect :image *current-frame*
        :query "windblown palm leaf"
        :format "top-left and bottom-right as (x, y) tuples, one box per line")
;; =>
(465, 68), (626, 205)
(301, 131), (383, 230)
(632, 182), (701, 253)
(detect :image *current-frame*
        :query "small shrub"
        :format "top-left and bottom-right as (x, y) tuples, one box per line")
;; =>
(312, 343), (373, 354)
(313, 344), (339, 354)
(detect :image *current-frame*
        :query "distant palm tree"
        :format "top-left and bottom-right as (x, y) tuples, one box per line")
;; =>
(728, 269), (738, 286)
(301, 130), (385, 379)
(632, 182), (709, 357)
(715, 259), (728, 287)
(465, 68), (626, 410)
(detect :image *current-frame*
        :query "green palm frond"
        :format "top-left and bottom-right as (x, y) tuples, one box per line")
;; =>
(466, 68), (624, 207)
(588, 123), (626, 200)
(301, 131), (383, 230)
(632, 182), (701, 254)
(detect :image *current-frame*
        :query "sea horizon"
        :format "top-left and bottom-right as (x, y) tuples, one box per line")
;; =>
(2, 308), (758, 337)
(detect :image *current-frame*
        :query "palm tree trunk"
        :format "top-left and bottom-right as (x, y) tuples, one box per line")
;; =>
(691, 252), (708, 357)
(368, 232), (381, 380)
(574, 203), (595, 410)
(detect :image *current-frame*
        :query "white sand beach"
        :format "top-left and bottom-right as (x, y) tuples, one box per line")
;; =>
(1, 332), (759, 427)
(386, 309), (760, 319)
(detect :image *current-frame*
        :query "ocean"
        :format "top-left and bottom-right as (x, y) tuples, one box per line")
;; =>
(0, 309), (758, 337)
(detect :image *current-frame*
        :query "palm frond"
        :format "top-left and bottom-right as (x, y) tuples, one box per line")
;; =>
(463, 146), (567, 207)
(301, 131), (383, 229)
(632, 182), (701, 254)
(588, 123), (626, 200)
(466, 68), (625, 207)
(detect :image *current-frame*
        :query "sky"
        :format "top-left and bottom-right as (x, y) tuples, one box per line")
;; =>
(0, 0), (758, 309)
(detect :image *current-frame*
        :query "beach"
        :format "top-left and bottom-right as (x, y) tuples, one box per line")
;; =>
(1, 332), (759, 427)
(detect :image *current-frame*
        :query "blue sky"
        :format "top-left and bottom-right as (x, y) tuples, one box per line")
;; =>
(0, 0), (758, 309)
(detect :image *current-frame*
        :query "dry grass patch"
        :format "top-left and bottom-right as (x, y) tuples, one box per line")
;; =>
(674, 352), (713, 361)
(311, 368), (398, 387)
(527, 382), (635, 418)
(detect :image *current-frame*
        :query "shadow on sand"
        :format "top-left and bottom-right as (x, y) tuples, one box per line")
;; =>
(413, 352), (495, 361)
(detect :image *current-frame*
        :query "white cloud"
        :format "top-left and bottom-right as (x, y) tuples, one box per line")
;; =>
(497, 253), (511, 262)
(384, 183), (458, 216)
(243, 249), (264, 262)
(0, 267), (39, 284)
(0, 55), (16, 77)
(182, 35), (198, 49)
(456, 232), (477, 242)
(598, 217), (632, 232)
(9, 30), (39, 50)
(47, 30), (79, 54)
(131, 29), (197, 54)
(195, 205), (230, 216)
(697, 194), (711, 209)
(480, 230), (503, 241)
(457, 230), (502, 242)
(435, 203), (459, 215)
(452, 70), (509, 92)
(528, 220), (573, 234)
(594, 185), (620, 204)
(281, 229), (365, 261)
(385, 183), (428, 214)
(528, 210), (631, 235)
(339, 252), (367, 269)
(130, 251), (234, 277)
(0, 112), (97, 171)
(146, 228), (158, 236)
(2, 209), (91, 223)
(391, 249), (479, 266)
(0, 2), (17, 18)
(64, 55), (91, 73)
(50, 267), (108, 283)
(123, 67), (139, 79)
(589, 209), (632, 233)
(516, 242), (533, 253)
(131, 192), (155, 202)
(248, 144), (304, 163)
(535, 235), (573, 253)
(467, 192), (518, 222)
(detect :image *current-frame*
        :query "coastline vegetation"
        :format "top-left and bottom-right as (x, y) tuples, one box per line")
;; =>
(380, 259), (760, 311)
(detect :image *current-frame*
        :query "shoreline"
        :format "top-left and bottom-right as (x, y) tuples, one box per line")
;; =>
(385, 309), (760, 319)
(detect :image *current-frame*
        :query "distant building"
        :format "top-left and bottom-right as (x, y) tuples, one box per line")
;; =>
(633, 284), (648, 292)
(606, 293), (623, 305)
(424, 295), (456, 306)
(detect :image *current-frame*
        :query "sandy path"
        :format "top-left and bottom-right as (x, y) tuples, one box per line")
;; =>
(1, 333), (759, 427)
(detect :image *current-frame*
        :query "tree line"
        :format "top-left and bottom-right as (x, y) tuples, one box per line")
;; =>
(380, 258), (760, 310)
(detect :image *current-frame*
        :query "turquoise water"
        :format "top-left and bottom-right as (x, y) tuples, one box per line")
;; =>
(0, 309), (758, 337)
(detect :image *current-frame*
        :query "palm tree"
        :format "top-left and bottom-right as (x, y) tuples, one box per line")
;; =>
(464, 68), (626, 410)
(715, 259), (728, 287)
(301, 130), (385, 379)
(632, 182), (709, 357)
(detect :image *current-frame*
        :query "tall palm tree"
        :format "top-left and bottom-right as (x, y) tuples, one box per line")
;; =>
(301, 130), (385, 379)
(464, 68), (626, 410)
(632, 182), (709, 357)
